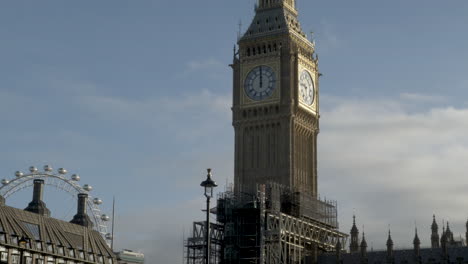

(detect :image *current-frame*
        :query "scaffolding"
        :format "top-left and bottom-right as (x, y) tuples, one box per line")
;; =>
(184, 221), (224, 264)
(216, 182), (348, 264)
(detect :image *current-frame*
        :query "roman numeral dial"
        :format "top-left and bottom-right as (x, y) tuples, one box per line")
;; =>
(244, 65), (277, 101)
(299, 70), (315, 106)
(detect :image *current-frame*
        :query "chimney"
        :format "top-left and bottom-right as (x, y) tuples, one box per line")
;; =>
(0, 195), (4, 206)
(24, 179), (51, 216)
(70, 193), (93, 228)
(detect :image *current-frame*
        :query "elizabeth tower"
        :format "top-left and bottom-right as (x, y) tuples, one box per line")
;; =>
(232, 0), (319, 197)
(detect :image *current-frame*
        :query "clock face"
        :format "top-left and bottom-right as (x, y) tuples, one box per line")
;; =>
(244, 66), (276, 101)
(299, 70), (314, 105)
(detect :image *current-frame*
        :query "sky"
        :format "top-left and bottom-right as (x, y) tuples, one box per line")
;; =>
(1, 0), (468, 263)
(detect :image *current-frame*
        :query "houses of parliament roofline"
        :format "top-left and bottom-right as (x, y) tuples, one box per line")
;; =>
(319, 215), (468, 264)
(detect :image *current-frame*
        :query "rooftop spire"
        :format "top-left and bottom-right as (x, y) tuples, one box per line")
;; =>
(360, 231), (367, 262)
(387, 229), (394, 247)
(387, 229), (394, 260)
(350, 215), (360, 253)
(413, 227), (420, 245)
(431, 214), (440, 248)
(431, 214), (438, 231)
(465, 218), (468, 248)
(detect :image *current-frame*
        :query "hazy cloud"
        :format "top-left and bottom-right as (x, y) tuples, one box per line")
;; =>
(319, 95), (468, 250)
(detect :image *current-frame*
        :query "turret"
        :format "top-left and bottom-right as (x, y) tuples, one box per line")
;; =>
(24, 179), (51, 216)
(335, 239), (342, 264)
(386, 230), (394, 263)
(70, 193), (93, 228)
(431, 215), (440, 248)
(360, 232), (367, 263)
(441, 223), (446, 247)
(465, 218), (468, 248)
(413, 228), (420, 258)
(350, 215), (360, 253)
(441, 229), (448, 259)
(445, 221), (454, 244)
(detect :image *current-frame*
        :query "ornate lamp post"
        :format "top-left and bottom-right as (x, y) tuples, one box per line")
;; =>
(18, 236), (28, 264)
(200, 168), (217, 264)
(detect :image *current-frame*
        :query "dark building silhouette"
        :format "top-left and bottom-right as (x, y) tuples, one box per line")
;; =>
(318, 215), (468, 264)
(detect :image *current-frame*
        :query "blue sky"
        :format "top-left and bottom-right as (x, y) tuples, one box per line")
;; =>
(1, 1), (468, 262)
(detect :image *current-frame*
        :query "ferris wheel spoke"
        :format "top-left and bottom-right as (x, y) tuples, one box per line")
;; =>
(0, 166), (111, 244)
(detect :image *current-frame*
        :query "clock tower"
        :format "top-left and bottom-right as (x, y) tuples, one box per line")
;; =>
(232, 0), (320, 197)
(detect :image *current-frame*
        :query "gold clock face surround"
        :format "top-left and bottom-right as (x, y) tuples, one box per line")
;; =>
(299, 69), (314, 106)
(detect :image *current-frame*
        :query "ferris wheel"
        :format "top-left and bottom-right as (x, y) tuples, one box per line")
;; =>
(0, 165), (112, 243)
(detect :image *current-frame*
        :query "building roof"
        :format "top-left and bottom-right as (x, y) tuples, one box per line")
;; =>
(0, 202), (115, 260)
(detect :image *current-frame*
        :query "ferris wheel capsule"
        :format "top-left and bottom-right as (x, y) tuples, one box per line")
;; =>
(58, 168), (67, 175)
(93, 198), (103, 205)
(29, 166), (38, 173)
(43, 165), (53, 172)
(101, 214), (110, 221)
(83, 184), (93, 191)
(105, 233), (112, 240)
(15, 171), (24, 177)
(71, 174), (80, 181)
(1, 179), (9, 185)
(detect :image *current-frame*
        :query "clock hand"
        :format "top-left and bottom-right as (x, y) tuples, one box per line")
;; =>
(260, 67), (263, 88)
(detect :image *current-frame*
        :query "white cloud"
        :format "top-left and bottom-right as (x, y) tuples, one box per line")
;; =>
(400, 92), (447, 103)
(319, 95), (468, 250)
(186, 58), (224, 72)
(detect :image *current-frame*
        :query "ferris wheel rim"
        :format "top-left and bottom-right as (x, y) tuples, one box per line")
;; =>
(0, 168), (111, 242)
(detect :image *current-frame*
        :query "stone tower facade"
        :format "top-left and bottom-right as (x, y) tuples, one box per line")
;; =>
(232, 0), (320, 196)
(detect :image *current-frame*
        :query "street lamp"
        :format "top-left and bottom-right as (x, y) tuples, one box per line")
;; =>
(18, 236), (28, 264)
(200, 168), (217, 264)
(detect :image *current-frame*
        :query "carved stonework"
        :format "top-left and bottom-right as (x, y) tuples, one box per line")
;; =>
(233, 0), (320, 197)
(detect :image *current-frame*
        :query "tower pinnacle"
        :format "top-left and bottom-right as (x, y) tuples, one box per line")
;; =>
(350, 215), (360, 253)
(413, 227), (420, 257)
(431, 214), (440, 248)
(386, 229), (394, 260)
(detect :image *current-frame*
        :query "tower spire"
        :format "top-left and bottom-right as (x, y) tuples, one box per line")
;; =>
(360, 230), (367, 262)
(386, 229), (394, 261)
(431, 214), (440, 248)
(350, 215), (360, 253)
(413, 227), (420, 257)
(465, 218), (468, 248)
